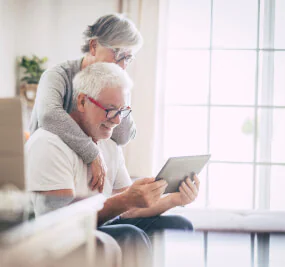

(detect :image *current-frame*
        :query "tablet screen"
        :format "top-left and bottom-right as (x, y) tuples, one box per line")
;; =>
(155, 155), (211, 194)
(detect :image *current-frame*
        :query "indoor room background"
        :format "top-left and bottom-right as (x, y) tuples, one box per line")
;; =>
(0, 0), (284, 214)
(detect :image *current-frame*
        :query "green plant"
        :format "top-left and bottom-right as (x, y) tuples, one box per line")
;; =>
(19, 55), (48, 84)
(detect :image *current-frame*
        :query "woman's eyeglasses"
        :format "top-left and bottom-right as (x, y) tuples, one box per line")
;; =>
(112, 48), (135, 65)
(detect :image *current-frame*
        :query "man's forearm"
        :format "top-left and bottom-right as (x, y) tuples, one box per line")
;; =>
(121, 194), (176, 219)
(100, 178), (169, 224)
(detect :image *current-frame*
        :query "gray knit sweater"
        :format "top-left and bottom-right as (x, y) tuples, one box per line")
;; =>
(29, 58), (136, 164)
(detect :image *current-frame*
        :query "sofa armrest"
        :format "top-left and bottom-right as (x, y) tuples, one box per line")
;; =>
(166, 208), (285, 232)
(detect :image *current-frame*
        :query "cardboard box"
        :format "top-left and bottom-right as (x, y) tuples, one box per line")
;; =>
(0, 97), (25, 190)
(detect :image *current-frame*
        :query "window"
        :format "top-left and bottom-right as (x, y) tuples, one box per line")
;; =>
(160, 0), (285, 210)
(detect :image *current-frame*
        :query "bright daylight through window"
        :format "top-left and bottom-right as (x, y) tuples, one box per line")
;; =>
(161, 0), (285, 211)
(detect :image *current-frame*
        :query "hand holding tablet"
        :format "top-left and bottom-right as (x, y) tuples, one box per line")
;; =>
(155, 155), (211, 194)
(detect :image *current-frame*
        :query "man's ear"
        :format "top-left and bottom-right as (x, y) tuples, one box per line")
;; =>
(89, 39), (97, 57)
(77, 93), (86, 112)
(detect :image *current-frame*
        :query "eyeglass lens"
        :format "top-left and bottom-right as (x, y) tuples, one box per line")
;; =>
(107, 109), (131, 119)
(114, 49), (134, 64)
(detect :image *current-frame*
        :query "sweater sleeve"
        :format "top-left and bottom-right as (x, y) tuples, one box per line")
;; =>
(111, 112), (136, 146)
(31, 70), (99, 164)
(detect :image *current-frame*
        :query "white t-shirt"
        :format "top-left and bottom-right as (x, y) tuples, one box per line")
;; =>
(25, 128), (132, 198)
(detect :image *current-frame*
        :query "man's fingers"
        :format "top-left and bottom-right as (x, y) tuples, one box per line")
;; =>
(147, 183), (168, 204)
(193, 174), (200, 190)
(184, 177), (198, 195)
(179, 184), (188, 198)
(135, 177), (156, 185)
(149, 184), (167, 203)
(147, 179), (168, 191)
(154, 183), (168, 195)
(181, 181), (196, 201)
(179, 184), (193, 203)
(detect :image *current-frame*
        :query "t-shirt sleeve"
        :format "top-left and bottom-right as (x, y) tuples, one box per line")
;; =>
(113, 146), (132, 190)
(31, 193), (74, 217)
(30, 70), (99, 164)
(26, 135), (75, 192)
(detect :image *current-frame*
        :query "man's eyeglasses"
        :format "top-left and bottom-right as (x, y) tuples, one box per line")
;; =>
(87, 96), (132, 119)
(112, 48), (135, 65)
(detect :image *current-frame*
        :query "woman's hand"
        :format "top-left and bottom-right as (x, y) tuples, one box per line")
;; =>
(88, 152), (107, 192)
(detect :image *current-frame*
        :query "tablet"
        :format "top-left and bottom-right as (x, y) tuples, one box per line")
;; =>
(155, 155), (211, 194)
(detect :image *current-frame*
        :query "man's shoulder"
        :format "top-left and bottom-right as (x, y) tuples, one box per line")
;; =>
(27, 128), (60, 142)
(26, 129), (73, 156)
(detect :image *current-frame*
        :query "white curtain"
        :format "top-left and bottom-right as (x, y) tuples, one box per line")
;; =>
(121, 0), (167, 177)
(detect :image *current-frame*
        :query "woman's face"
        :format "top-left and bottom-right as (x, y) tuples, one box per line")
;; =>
(90, 40), (134, 70)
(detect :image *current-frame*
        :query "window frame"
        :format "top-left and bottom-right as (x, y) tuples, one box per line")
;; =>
(161, 0), (285, 211)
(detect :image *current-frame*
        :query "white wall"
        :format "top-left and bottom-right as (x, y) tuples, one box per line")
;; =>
(0, 0), (119, 97)
(121, 0), (161, 177)
(0, 0), (161, 177)
(14, 0), (119, 65)
(0, 0), (17, 97)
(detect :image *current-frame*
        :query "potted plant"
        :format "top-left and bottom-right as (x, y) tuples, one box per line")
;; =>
(19, 55), (48, 106)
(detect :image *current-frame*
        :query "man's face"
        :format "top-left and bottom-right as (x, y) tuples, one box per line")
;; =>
(80, 87), (128, 142)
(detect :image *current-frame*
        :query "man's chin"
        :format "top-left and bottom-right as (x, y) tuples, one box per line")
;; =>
(99, 130), (113, 140)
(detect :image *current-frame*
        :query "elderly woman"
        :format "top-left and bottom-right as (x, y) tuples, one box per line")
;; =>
(30, 14), (143, 191)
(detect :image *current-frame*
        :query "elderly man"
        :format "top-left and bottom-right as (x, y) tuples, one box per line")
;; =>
(26, 62), (167, 267)
(26, 62), (199, 266)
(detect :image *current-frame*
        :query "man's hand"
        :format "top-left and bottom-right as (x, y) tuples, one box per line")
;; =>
(170, 173), (200, 206)
(124, 178), (168, 208)
(89, 152), (107, 192)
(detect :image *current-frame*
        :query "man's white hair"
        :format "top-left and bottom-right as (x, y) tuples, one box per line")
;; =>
(72, 62), (133, 111)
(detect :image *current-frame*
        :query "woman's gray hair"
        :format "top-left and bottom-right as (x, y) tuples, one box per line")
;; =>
(72, 62), (133, 111)
(81, 13), (143, 54)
